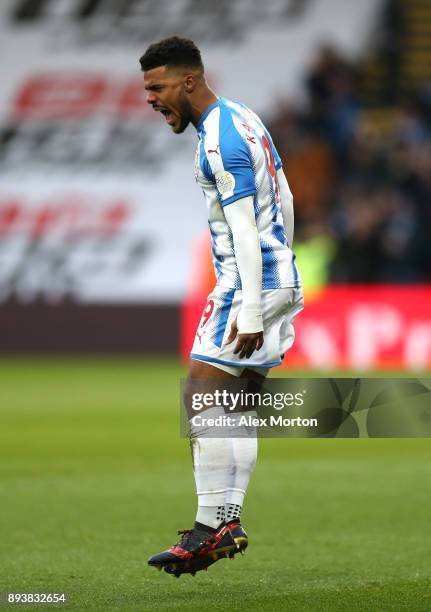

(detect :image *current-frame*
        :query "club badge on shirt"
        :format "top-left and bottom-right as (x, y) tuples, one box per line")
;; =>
(215, 171), (235, 198)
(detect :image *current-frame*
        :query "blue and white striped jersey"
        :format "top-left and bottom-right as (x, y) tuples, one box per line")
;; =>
(194, 98), (301, 290)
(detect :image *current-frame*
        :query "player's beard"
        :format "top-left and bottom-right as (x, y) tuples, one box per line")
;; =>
(173, 97), (192, 134)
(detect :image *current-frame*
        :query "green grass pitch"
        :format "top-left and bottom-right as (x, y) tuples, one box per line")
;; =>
(1, 357), (430, 611)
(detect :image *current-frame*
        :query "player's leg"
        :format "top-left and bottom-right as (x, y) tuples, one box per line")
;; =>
(187, 360), (265, 533)
(187, 359), (238, 532)
(221, 366), (266, 527)
(147, 360), (241, 574)
(218, 366), (267, 560)
(148, 360), (266, 576)
(180, 361), (267, 568)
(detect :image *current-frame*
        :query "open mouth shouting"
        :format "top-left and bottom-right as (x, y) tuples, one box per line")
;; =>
(153, 106), (176, 126)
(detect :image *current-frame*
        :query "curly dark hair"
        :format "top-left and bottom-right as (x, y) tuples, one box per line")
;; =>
(139, 36), (204, 72)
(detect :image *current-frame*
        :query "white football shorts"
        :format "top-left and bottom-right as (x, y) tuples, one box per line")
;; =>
(190, 286), (304, 376)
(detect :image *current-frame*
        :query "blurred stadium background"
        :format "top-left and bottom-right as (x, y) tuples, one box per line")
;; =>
(1, 1), (430, 610)
(0, 0), (430, 371)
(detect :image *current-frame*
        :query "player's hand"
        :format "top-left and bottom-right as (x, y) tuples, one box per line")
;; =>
(226, 317), (264, 359)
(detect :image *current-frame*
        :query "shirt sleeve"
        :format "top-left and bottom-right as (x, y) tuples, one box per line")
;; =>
(277, 167), (294, 246)
(207, 109), (257, 207)
(273, 143), (282, 171)
(264, 128), (282, 170)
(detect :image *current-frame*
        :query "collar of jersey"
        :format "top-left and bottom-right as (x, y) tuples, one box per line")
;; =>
(197, 98), (225, 131)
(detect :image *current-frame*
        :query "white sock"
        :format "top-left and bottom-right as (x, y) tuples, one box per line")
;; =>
(191, 434), (232, 529)
(190, 407), (257, 529)
(195, 504), (225, 529)
(225, 413), (258, 514)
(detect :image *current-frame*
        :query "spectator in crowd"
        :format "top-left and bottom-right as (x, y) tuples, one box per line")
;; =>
(268, 44), (431, 286)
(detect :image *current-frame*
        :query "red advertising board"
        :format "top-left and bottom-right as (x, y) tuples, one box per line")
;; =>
(181, 286), (431, 371)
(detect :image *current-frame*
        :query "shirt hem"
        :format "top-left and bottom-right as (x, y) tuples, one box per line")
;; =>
(215, 281), (303, 290)
(190, 353), (281, 368)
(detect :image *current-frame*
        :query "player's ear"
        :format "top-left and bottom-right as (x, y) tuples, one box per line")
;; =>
(184, 74), (196, 94)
